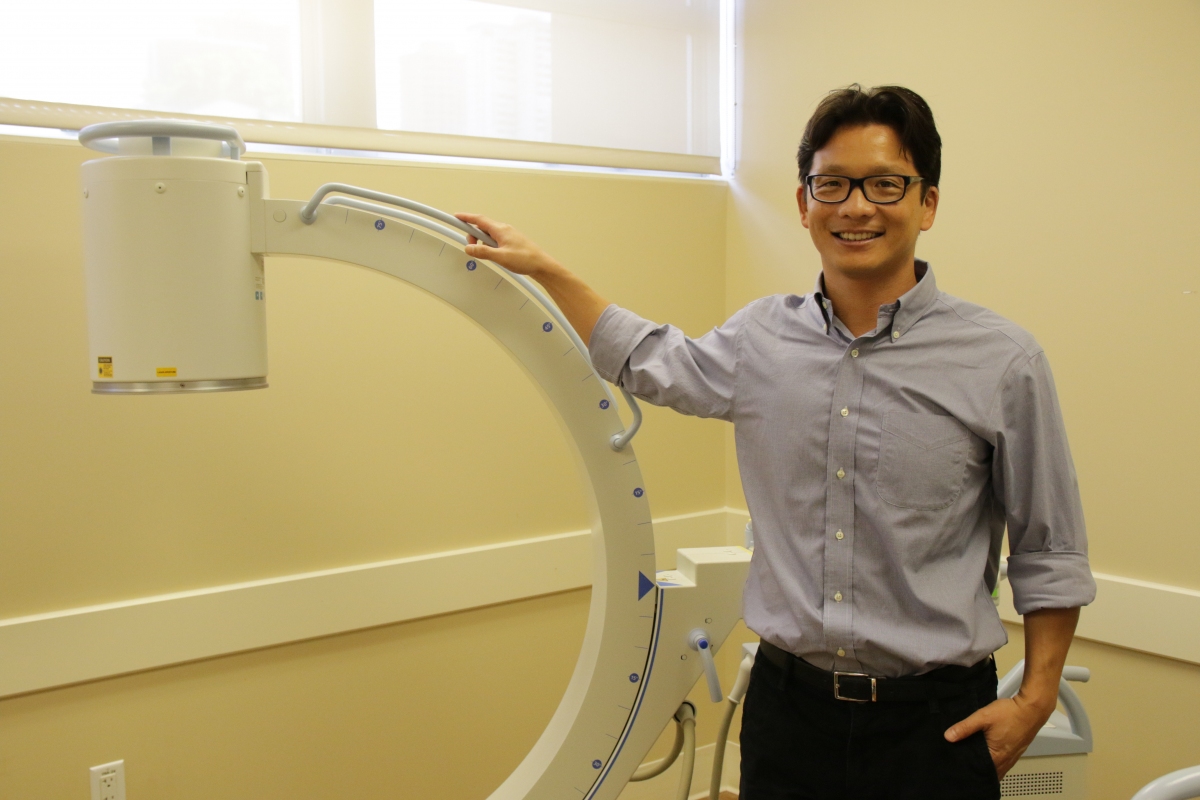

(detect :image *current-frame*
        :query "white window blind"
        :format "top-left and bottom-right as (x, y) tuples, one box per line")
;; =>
(0, 0), (305, 122)
(0, 0), (724, 174)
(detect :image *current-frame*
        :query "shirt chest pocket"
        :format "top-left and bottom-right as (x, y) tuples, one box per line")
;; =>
(876, 411), (971, 510)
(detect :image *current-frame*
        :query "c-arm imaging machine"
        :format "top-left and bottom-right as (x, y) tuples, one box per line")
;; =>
(77, 119), (749, 800)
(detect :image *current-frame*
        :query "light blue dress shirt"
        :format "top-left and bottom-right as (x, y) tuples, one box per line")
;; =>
(589, 262), (1095, 678)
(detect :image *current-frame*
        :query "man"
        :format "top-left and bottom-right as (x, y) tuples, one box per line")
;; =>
(457, 85), (1094, 800)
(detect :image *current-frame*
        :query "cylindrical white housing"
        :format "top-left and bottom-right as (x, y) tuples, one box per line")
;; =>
(81, 154), (267, 393)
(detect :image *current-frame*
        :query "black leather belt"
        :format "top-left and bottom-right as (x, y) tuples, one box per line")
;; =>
(758, 640), (993, 703)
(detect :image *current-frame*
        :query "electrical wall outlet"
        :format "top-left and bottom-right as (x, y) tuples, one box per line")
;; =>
(90, 760), (125, 800)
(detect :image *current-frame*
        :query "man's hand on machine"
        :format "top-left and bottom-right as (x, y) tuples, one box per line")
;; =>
(453, 213), (611, 346)
(455, 213), (562, 280)
(944, 691), (1055, 778)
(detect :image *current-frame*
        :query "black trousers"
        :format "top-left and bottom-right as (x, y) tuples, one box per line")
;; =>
(739, 649), (1001, 800)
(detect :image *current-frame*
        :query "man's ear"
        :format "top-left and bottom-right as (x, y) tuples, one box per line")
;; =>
(797, 185), (811, 229)
(920, 184), (940, 232)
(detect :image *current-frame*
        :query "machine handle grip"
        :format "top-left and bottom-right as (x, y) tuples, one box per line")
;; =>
(1062, 666), (1090, 683)
(690, 629), (723, 703)
(79, 120), (246, 158)
(299, 183), (496, 246)
(610, 388), (643, 451)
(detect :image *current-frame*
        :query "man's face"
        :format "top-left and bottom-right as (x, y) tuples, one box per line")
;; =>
(798, 123), (938, 283)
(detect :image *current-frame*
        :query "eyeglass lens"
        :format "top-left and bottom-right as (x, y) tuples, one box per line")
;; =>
(809, 175), (912, 204)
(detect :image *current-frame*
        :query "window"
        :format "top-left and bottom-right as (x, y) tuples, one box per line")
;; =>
(0, 0), (729, 174)
(0, 0), (304, 122)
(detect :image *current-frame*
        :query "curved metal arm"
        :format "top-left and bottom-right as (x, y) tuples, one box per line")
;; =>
(318, 193), (644, 451)
(327, 196), (469, 243)
(299, 183), (497, 246)
(311, 189), (644, 451)
(258, 195), (663, 800)
(79, 120), (245, 159)
(1133, 767), (1200, 800)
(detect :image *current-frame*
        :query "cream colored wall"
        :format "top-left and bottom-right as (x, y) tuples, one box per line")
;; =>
(726, 0), (1200, 797)
(0, 589), (590, 800)
(0, 136), (728, 797)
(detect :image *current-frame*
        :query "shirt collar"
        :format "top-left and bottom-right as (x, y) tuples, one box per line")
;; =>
(811, 260), (939, 340)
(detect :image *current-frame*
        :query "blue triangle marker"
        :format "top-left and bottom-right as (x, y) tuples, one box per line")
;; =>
(638, 571), (654, 600)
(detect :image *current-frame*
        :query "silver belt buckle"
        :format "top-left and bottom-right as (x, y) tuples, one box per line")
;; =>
(833, 671), (877, 702)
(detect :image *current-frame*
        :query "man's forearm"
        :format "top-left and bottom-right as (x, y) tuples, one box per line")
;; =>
(1017, 607), (1080, 714)
(944, 605), (1082, 776)
(528, 260), (610, 346)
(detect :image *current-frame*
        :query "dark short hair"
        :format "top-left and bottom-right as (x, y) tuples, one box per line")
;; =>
(796, 84), (941, 193)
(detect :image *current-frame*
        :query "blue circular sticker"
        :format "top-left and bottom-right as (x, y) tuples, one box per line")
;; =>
(592, 760), (602, 770)
(629, 673), (640, 683)
(466, 260), (477, 271)
(599, 399), (610, 410)
(374, 219), (385, 230)
(633, 488), (644, 498)
(542, 322), (553, 332)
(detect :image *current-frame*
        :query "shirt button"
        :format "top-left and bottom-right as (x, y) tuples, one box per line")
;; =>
(823, 300), (829, 309)
(837, 648), (846, 657)
(834, 591), (843, 602)
(835, 530), (844, 540)
(840, 407), (849, 417)
(836, 468), (846, 479)
(851, 349), (859, 358)
(892, 330), (901, 340)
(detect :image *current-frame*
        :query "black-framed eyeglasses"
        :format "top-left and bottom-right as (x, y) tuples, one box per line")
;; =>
(805, 174), (924, 205)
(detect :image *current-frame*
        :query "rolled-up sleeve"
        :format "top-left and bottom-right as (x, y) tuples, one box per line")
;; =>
(992, 351), (1096, 614)
(589, 303), (752, 421)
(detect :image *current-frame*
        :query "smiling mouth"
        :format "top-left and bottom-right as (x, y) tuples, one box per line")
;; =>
(835, 232), (883, 242)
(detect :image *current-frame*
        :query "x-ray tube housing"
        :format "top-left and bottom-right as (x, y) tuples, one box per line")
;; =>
(81, 149), (267, 393)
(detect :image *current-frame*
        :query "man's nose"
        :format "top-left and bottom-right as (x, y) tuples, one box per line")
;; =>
(839, 185), (876, 216)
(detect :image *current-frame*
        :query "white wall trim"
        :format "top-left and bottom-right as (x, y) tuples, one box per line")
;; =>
(0, 98), (722, 175)
(999, 571), (1200, 666)
(0, 508), (736, 699)
(3, 507), (1195, 700)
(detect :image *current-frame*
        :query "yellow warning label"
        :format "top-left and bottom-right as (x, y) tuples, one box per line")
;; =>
(156, 367), (178, 378)
(97, 356), (113, 378)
